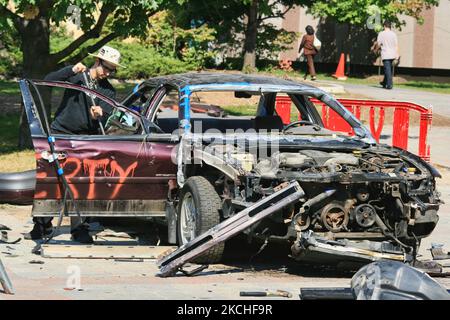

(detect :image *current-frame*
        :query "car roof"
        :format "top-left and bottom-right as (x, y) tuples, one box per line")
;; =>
(141, 72), (320, 92)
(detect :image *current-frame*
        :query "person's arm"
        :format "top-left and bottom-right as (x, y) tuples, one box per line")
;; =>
(44, 63), (86, 81)
(373, 33), (382, 51)
(93, 88), (116, 125)
(299, 36), (306, 52)
(395, 34), (399, 59)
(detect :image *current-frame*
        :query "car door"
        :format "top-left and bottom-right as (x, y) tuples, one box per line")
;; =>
(19, 79), (177, 218)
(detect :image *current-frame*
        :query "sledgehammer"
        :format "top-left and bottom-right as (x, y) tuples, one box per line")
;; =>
(240, 290), (292, 298)
(82, 71), (106, 135)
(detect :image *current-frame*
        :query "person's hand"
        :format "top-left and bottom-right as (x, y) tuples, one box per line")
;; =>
(72, 63), (87, 74)
(90, 105), (103, 120)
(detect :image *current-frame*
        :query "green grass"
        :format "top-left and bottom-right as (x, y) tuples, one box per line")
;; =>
(316, 73), (450, 93)
(0, 80), (20, 95)
(222, 104), (257, 116)
(0, 113), (35, 172)
(0, 114), (21, 154)
(398, 81), (450, 94)
(259, 69), (450, 94)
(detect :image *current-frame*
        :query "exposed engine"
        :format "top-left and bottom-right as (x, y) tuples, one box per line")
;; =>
(215, 147), (442, 258)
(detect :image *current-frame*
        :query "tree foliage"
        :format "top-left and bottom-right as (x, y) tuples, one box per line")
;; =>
(309, 0), (440, 29)
(146, 10), (217, 68)
(0, 0), (163, 76)
(174, 0), (312, 70)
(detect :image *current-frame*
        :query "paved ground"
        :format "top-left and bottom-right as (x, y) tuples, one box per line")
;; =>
(323, 81), (450, 118)
(1, 168), (450, 300)
(0, 205), (449, 300)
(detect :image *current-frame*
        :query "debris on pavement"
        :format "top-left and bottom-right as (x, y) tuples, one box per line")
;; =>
(28, 260), (45, 264)
(240, 290), (292, 298)
(299, 287), (354, 300)
(0, 230), (21, 244)
(114, 258), (144, 262)
(0, 224), (11, 231)
(300, 260), (450, 300)
(41, 244), (176, 260)
(351, 260), (450, 300)
(430, 243), (450, 260)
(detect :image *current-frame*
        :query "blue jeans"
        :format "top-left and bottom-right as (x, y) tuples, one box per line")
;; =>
(382, 59), (394, 88)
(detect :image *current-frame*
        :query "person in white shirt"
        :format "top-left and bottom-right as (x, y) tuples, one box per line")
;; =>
(376, 20), (399, 89)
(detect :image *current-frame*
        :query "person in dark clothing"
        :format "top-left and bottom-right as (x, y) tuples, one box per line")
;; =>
(299, 25), (318, 81)
(25, 45), (124, 243)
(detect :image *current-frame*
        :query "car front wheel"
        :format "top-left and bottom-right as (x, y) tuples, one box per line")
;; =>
(177, 176), (224, 263)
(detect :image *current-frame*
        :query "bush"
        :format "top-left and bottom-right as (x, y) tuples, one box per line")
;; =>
(0, 28), (22, 77)
(106, 41), (197, 79)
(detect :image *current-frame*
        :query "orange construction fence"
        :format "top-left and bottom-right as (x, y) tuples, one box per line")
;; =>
(275, 96), (432, 162)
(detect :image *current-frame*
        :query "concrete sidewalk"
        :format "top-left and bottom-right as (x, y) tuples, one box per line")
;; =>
(322, 81), (450, 118)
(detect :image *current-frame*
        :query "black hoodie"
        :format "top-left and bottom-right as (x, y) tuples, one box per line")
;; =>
(45, 65), (115, 134)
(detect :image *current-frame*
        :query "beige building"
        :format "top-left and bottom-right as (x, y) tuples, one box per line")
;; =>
(280, 1), (450, 70)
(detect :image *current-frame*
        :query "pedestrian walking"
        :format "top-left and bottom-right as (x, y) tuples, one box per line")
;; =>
(376, 21), (399, 89)
(298, 25), (320, 81)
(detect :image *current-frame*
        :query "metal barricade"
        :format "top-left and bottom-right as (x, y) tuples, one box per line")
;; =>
(275, 96), (292, 125)
(275, 96), (432, 162)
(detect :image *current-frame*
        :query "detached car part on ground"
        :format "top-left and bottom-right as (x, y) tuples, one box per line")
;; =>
(19, 73), (441, 269)
(299, 260), (450, 300)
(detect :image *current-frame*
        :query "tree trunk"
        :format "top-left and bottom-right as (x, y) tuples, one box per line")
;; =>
(242, 0), (258, 72)
(18, 17), (53, 149)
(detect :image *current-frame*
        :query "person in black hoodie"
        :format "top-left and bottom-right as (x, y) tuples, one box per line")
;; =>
(25, 46), (124, 243)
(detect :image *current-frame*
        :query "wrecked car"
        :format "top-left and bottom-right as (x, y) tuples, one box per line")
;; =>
(20, 73), (441, 265)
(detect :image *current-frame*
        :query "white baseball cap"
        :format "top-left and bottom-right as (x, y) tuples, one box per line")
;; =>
(89, 45), (125, 68)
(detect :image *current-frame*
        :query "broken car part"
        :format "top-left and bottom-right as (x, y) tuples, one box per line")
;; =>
(291, 230), (408, 265)
(351, 260), (450, 300)
(299, 287), (354, 300)
(430, 243), (450, 260)
(0, 231), (21, 244)
(300, 260), (450, 300)
(0, 258), (14, 295)
(157, 181), (304, 277)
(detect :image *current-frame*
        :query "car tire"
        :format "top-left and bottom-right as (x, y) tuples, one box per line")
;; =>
(0, 170), (36, 205)
(177, 176), (224, 263)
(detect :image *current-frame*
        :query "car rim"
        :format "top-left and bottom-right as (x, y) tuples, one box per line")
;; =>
(180, 192), (197, 244)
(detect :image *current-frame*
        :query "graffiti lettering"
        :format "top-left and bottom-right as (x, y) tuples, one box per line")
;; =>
(35, 155), (138, 200)
(107, 160), (138, 198)
(83, 159), (109, 199)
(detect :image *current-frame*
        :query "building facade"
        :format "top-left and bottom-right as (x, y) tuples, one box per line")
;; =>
(280, 1), (450, 70)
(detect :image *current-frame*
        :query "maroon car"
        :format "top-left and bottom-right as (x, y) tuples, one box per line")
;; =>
(19, 73), (441, 264)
